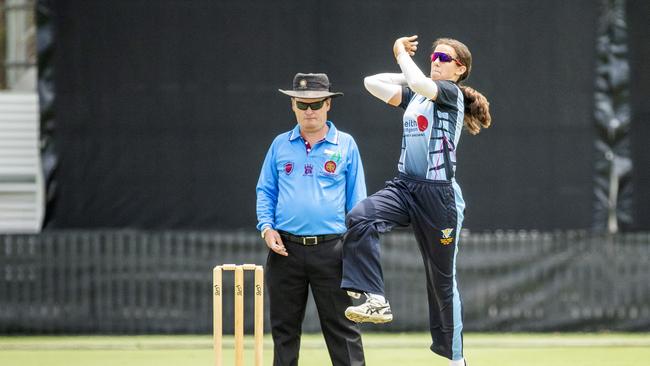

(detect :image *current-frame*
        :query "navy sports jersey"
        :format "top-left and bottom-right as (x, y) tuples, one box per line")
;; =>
(398, 80), (464, 180)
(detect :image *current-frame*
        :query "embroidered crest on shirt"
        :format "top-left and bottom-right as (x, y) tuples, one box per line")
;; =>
(324, 160), (337, 173)
(284, 162), (294, 175)
(303, 163), (313, 176)
(440, 228), (454, 245)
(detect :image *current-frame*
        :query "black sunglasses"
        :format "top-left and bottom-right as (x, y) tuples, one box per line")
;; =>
(295, 98), (328, 111)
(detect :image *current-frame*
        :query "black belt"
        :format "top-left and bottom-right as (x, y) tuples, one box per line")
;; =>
(278, 231), (342, 245)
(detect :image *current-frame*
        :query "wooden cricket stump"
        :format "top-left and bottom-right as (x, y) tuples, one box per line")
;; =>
(213, 264), (264, 366)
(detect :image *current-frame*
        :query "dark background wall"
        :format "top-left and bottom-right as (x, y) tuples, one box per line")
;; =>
(47, 0), (648, 230)
(628, 0), (650, 230)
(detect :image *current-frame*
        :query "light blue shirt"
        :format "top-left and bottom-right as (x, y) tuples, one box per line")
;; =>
(256, 121), (366, 235)
(398, 81), (464, 180)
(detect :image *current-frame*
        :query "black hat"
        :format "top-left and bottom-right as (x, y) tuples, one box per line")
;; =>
(278, 73), (344, 98)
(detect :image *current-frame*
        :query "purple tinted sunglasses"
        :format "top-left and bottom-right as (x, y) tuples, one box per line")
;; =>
(431, 52), (464, 66)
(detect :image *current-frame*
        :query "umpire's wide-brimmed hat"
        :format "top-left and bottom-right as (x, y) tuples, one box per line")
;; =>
(279, 73), (344, 99)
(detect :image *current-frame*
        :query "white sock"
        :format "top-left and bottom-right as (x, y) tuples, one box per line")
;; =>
(366, 293), (386, 303)
(449, 358), (465, 366)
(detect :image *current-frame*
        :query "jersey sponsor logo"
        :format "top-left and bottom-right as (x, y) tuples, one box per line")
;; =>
(404, 119), (417, 128)
(324, 160), (337, 173)
(284, 162), (294, 175)
(440, 228), (454, 245)
(417, 115), (429, 132)
(303, 163), (313, 176)
(404, 117), (427, 137)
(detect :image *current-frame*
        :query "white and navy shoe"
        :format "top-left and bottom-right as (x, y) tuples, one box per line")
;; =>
(344, 294), (393, 323)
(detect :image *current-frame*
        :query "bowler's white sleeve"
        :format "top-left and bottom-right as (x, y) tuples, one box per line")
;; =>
(396, 53), (438, 100)
(363, 73), (406, 103)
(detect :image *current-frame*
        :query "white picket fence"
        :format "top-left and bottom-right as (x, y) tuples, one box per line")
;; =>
(0, 92), (43, 233)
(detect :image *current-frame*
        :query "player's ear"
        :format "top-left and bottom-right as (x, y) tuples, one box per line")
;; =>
(455, 65), (467, 78)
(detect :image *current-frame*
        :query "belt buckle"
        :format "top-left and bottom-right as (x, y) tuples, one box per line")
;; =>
(302, 236), (318, 245)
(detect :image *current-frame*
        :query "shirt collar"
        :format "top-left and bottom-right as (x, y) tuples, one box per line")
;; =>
(289, 121), (339, 145)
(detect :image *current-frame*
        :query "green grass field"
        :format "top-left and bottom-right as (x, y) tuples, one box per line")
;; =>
(1, 333), (649, 366)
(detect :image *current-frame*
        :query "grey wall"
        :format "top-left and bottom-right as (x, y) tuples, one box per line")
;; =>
(2, 230), (648, 333)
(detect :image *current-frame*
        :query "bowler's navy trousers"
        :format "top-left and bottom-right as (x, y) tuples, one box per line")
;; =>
(341, 173), (466, 360)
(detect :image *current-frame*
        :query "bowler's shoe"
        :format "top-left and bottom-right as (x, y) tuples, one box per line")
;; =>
(344, 296), (392, 323)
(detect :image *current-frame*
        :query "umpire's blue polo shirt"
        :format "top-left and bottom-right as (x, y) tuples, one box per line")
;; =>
(256, 121), (366, 236)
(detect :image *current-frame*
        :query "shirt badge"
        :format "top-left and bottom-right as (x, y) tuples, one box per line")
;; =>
(303, 163), (313, 176)
(284, 162), (294, 175)
(324, 160), (337, 173)
(440, 228), (454, 245)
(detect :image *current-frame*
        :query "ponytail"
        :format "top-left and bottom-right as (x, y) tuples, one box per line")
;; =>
(432, 38), (492, 135)
(459, 85), (491, 135)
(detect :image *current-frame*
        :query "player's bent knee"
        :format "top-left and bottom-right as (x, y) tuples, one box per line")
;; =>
(345, 202), (368, 228)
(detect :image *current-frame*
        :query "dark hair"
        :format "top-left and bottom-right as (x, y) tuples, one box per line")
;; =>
(433, 38), (491, 135)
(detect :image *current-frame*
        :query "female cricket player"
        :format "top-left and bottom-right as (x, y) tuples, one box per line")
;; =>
(340, 35), (492, 366)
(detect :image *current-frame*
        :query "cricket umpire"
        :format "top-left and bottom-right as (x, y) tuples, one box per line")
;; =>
(256, 73), (367, 366)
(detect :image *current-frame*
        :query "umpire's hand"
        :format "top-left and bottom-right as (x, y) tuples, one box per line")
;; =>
(263, 229), (288, 256)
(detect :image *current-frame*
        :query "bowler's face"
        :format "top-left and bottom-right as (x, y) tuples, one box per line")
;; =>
(430, 44), (466, 82)
(292, 97), (331, 134)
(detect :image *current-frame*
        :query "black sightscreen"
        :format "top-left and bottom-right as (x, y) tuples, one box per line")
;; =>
(45, 0), (647, 230)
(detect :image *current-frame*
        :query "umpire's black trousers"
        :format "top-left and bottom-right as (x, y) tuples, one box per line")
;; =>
(266, 236), (365, 366)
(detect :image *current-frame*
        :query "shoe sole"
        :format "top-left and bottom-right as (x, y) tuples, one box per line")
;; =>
(345, 308), (393, 324)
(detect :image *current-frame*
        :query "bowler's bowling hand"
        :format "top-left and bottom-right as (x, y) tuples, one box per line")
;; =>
(393, 35), (418, 59)
(264, 229), (288, 256)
